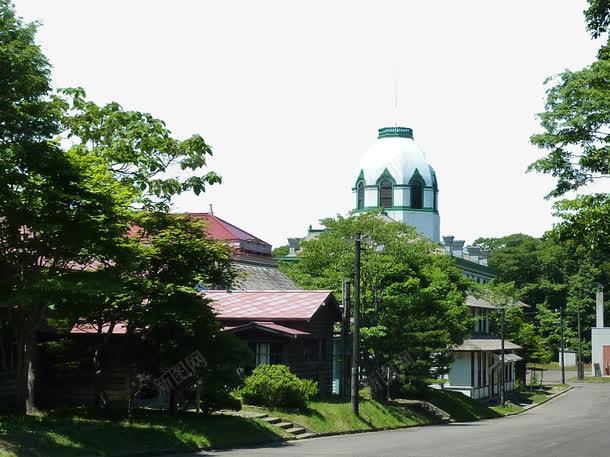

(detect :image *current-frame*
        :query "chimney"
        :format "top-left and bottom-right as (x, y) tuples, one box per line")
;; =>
(209, 203), (214, 215)
(451, 240), (465, 258)
(467, 246), (480, 263)
(443, 236), (454, 254)
(479, 250), (490, 266)
(596, 284), (605, 328)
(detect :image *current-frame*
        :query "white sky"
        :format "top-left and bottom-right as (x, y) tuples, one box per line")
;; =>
(14, 0), (607, 248)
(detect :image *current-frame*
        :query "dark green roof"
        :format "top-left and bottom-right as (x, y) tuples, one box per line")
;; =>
(377, 126), (413, 139)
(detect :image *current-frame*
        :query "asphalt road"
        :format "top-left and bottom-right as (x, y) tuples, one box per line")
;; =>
(187, 384), (610, 457)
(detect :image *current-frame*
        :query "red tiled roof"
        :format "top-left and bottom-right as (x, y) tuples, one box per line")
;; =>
(70, 322), (128, 334)
(223, 321), (310, 338)
(188, 213), (269, 245)
(205, 290), (336, 321)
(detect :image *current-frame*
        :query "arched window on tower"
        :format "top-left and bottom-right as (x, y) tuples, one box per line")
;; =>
(357, 182), (365, 210)
(379, 180), (393, 209)
(410, 180), (423, 209)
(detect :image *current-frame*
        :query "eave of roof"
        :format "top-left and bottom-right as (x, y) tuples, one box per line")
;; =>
(454, 337), (521, 352)
(223, 321), (310, 338)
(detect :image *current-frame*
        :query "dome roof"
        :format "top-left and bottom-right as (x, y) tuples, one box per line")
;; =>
(355, 127), (437, 188)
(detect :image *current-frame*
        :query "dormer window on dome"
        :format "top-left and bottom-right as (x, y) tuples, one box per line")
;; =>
(409, 170), (424, 209)
(379, 179), (393, 209)
(357, 181), (365, 210)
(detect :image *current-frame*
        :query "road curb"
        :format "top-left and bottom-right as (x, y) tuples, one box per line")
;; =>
(503, 385), (574, 416)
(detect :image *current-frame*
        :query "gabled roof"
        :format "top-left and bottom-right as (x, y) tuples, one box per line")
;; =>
(205, 290), (339, 321)
(454, 337), (521, 352)
(223, 321), (310, 338)
(188, 213), (269, 245)
(466, 296), (497, 309)
(233, 263), (297, 290)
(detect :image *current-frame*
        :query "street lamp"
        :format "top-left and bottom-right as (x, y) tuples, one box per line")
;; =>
(494, 298), (527, 407)
(560, 306), (565, 385)
(554, 305), (566, 385)
(577, 306), (584, 381)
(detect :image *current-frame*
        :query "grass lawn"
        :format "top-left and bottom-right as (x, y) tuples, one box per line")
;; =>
(528, 362), (591, 372)
(243, 398), (434, 434)
(571, 376), (610, 383)
(0, 408), (286, 457)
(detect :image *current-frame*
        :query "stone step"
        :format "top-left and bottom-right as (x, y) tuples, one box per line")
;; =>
(297, 432), (317, 439)
(262, 416), (282, 424)
(276, 422), (294, 429)
(248, 413), (268, 419)
(286, 426), (306, 435)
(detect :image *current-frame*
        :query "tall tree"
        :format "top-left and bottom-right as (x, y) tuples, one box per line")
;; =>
(0, 1), (226, 414)
(529, 1), (610, 253)
(476, 233), (608, 362)
(281, 212), (472, 397)
(0, 0), (129, 413)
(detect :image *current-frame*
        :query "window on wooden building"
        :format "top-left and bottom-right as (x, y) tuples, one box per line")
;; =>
(255, 343), (270, 365)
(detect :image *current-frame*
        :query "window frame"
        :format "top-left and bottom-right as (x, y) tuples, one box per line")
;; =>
(378, 179), (393, 209)
(357, 181), (365, 210)
(410, 179), (424, 209)
(255, 343), (270, 365)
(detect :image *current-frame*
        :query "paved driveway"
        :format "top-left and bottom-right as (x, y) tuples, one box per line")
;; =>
(187, 384), (610, 457)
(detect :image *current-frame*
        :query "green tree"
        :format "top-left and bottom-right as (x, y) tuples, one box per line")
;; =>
(0, 0), (228, 414)
(584, 0), (610, 38)
(0, 0), (134, 413)
(529, 3), (610, 253)
(57, 213), (240, 411)
(281, 212), (472, 397)
(57, 87), (221, 210)
(476, 233), (608, 363)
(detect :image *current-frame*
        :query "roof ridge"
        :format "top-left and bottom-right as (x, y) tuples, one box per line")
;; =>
(204, 289), (332, 293)
(205, 213), (266, 243)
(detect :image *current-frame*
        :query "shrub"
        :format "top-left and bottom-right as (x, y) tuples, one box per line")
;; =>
(240, 364), (318, 409)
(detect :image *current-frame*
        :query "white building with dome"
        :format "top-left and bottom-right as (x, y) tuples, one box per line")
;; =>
(284, 124), (522, 399)
(353, 126), (440, 242)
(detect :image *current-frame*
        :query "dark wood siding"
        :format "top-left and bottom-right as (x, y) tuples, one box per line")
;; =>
(220, 304), (337, 395)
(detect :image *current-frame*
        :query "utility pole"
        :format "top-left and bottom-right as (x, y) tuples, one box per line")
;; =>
(560, 306), (565, 385)
(341, 279), (351, 398)
(500, 306), (505, 406)
(577, 307), (584, 381)
(352, 236), (361, 416)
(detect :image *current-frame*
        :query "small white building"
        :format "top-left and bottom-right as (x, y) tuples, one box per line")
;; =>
(591, 285), (610, 376)
(438, 296), (522, 399)
(558, 350), (577, 367)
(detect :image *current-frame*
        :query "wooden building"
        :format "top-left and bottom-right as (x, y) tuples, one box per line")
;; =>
(206, 290), (341, 394)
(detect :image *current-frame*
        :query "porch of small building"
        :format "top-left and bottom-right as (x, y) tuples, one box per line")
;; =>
(439, 349), (522, 400)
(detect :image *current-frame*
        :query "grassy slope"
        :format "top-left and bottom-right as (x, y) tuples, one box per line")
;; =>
(0, 408), (285, 457)
(422, 390), (501, 422)
(490, 384), (569, 415)
(244, 399), (434, 434)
